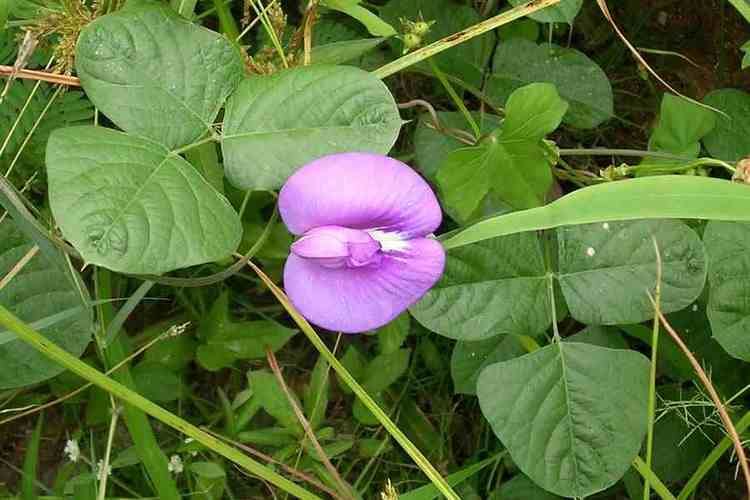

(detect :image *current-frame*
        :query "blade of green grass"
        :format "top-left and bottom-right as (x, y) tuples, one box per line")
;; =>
(21, 413), (43, 500)
(399, 453), (504, 500)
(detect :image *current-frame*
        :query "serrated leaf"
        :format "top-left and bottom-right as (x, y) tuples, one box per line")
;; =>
(451, 335), (526, 395)
(411, 232), (551, 341)
(509, 0), (582, 24)
(488, 39), (613, 129)
(477, 342), (649, 497)
(648, 93), (716, 159)
(221, 65), (401, 190)
(46, 126), (241, 274)
(703, 221), (750, 361)
(557, 219), (707, 325)
(702, 88), (750, 161)
(76, 2), (243, 149)
(0, 219), (92, 389)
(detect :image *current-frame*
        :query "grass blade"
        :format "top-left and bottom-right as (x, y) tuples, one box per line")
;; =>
(21, 413), (43, 500)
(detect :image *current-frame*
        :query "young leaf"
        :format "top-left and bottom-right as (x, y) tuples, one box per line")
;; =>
(648, 93), (716, 159)
(320, 0), (396, 37)
(703, 221), (750, 361)
(450, 335), (526, 395)
(46, 126), (242, 275)
(436, 83), (567, 218)
(0, 220), (92, 389)
(76, 2), (243, 149)
(477, 342), (650, 498)
(702, 88), (750, 161)
(311, 37), (386, 65)
(249, 370), (303, 435)
(362, 348), (411, 393)
(411, 231), (551, 341)
(222, 65), (401, 190)
(488, 39), (613, 129)
(377, 312), (410, 354)
(557, 219), (707, 325)
(509, 0), (582, 24)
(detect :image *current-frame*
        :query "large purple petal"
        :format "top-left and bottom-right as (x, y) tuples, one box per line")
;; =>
(279, 153), (442, 238)
(283, 238), (445, 333)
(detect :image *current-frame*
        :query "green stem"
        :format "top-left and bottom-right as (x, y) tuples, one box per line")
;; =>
(0, 304), (321, 500)
(620, 158), (736, 176)
(678, 410), (750, 500)
(643, 244), (662, 500)
(632, 456), (676, 500)
(373, 0), (561, 78)
(211, 0), (241, 41)
(247, 261), (460, 500)
(171, 135), (218, 156)
(427, 58), (480, 138)
(559, 148), (694, 162)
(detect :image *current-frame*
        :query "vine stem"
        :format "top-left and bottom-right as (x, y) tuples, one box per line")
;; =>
(245, 259), (460, 500)
(632, 456), (676, 500)
(373, 0), (561, 79)
(0, 304), (322, 500)
(643, 239), (662, 500)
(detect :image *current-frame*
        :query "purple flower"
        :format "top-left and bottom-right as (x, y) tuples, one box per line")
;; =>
(279, 153), (445, 333)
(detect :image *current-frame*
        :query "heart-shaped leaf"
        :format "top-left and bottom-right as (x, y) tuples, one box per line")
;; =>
(477, 342), (649, 497)
(46, 126), (241, 274)
(76, 2), (243, 149)
(222, 65), (401, 190)
(702, 88), (750, 161)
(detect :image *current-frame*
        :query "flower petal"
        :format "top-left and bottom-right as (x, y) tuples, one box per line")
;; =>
(283, 238), (445, 333)
(279, 153), (442, 238)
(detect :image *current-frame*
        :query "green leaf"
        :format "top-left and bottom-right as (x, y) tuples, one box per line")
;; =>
(304, 355), (330, 430)
(414, 111), (501, 180)
(380, 0), (494, 87)
(0, 220), (92, 389)
(185, 142), (225, 195)
(190, 462), (227, 500)
(557, 219), (707, 325)
(703, 221), (750, 361)
(196, 293), (296, 370)
(489, 474), (562, 500)
(741, 40), (750, 69)
(702, 88), (750, 161)
(477, 342), (650, 497)
(437, 83), (566, 218)
(488, 39), (613, 129)
(22, 413), (43, 500)
(46, 126), (242, 275)
(75, 2), (243, 149)
(311, 37), (386, 65)
(249, 370), (302, 434)
(132, 362), (182, 402)
(339, 345), (366, 394)
(567, 325), (629, 349)
(377, 312), (410, 354)
(649, 93), (717, 159)
(497, 19), (540, 42)
(443, 176), (750, 250)
(509, 0), (582, 23)
(142, 334), (196, 372)
(321, 0), (396, 36)
(411, 232), (551, 341)
(221, 65), (401, 190)
(399, 455), (500, 500)
(451, 335), (526, 395)
(362, 348), (411, 393)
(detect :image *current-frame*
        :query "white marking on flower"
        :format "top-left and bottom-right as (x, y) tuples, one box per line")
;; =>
(168, 454), (184, 474)
(64, 439), (80, 463)
(586, 247), (596, 257)
(368, 230), (410, 252)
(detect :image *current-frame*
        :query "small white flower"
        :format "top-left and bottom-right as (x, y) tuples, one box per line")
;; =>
(96, 459), (112, 481)
(602, 223), (610, 230)
(64, 439), (80, 463)
(586, 247), (596, 257)
(168, 454), (184, 474)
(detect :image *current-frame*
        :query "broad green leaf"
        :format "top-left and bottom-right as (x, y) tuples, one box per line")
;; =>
(196, 293), (296, 370)
(489, 474), (562, 500)
(450, 335), (526, 395)
(76, 2), (243, 149)
(497, 19), (540, 42)
(362, 348), (411, 393)
(249, 370), (302, 434)
(377, 312), (410, 354)
(142, 334), (196, 372)
(380, 0), (494, 86)
(557, 219), (707, 325)
(414, 111), (501, 180)
(321, 0), (396, 36)
(443, 176), (750, 250)
(132, 362), (182, 402)
(567, 325), (629, 349)
(437, 83), (566, 218)
(509, 0), (582, 24)
(703, 221), (750, 360)
(649, 93), (716, 158)
(488, 39), (613, 129)
(222, 65), (401, 190)
(702, 88), (750, 161)
(411, 232), (551, 341)
(46, 126), (242, 275)
(477, 342), (649, 497)
(185, 142), (224, 195)
(0, 220), (92, 389)
(311, 37), (385, 65)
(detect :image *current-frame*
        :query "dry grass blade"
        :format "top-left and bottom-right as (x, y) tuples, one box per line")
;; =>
(647, 294), (750, 497)
(265, 348), (355, 500)
(0, 245), (39, 292)
(0, 65), (81, 87)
